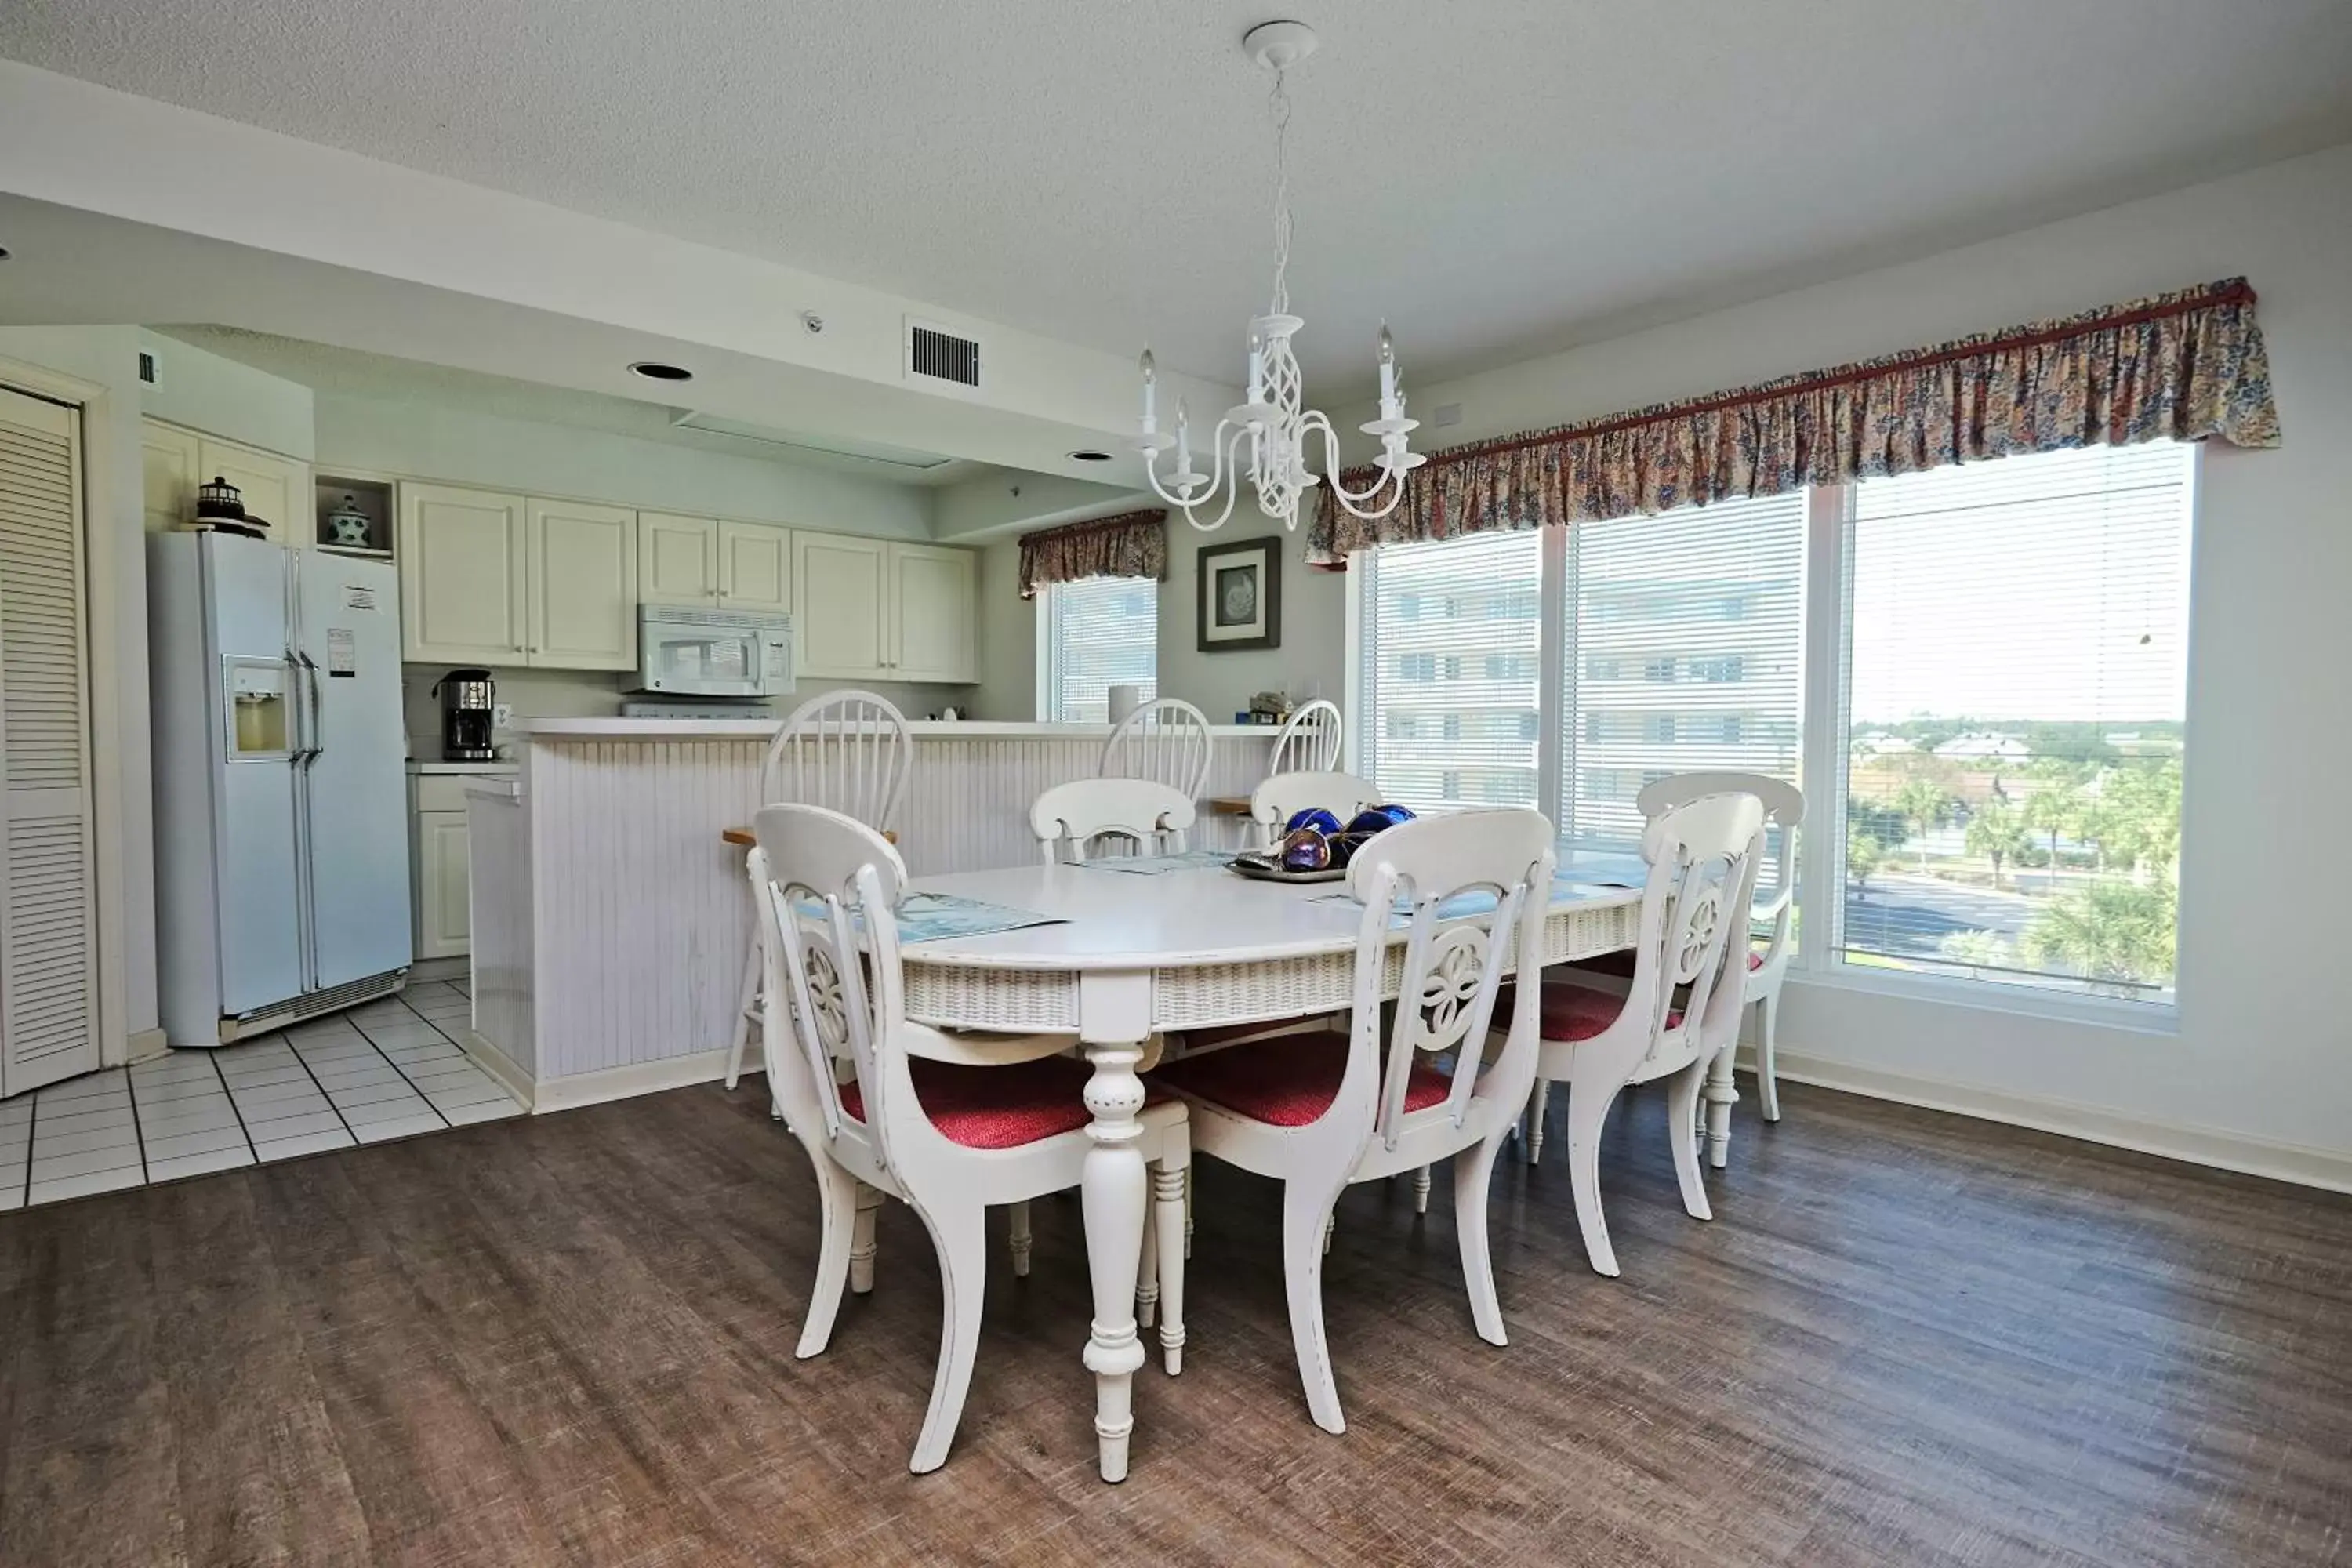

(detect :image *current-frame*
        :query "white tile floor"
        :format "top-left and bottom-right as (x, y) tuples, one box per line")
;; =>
(0, 980), (526, 1210)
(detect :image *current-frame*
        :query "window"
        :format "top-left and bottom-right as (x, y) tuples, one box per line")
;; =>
(1835, 442), (2192, 1001)
(1040, 575), (1156, 723)
(1559, 492), (1807, 850)
(1348, 445), (2194, 1015)
(1356, 531), (1542, 811)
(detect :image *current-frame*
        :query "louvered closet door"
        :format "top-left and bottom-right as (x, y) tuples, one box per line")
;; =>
(0, 387), (99, 1095)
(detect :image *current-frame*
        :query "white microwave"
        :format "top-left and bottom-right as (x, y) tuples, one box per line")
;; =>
(633, 606), (795, 698)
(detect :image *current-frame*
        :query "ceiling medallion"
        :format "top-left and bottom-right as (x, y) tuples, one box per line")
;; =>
(1133, 20), (1423, 532)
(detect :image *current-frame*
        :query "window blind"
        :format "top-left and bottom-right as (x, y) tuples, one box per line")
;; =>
(1558, 492), (1807, 853)
(1835, 441), (2193, 1000)
(1357, 532), (1543, 810)
(1044, 575), (1157, 723)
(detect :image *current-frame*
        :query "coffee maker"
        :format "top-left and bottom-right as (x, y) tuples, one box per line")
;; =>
(433, 668), (497, 761)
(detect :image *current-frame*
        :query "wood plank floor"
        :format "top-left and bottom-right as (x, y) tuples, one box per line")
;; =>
(1, 1075), (2347, 1566)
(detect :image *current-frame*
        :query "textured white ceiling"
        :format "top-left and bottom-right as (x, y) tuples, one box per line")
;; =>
(7, 2), (2350, 388)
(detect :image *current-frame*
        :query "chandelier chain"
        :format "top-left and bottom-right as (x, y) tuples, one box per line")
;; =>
(1268, 67), (1292, 317)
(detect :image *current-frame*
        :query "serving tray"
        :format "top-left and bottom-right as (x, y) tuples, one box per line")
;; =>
(1226, 855), (1348, 885)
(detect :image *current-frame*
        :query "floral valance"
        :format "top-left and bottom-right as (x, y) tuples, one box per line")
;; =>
(1018, 508), (1167, 600)
(1309, 277), (2280, 564)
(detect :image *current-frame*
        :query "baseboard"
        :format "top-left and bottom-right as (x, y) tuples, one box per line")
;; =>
(528, 1049), (750, 1116)
(1749, 1047), (2352, 1196)
(124, 1027), (169, 1065)
(456, 1029), (537, 1110)
(409, 956), (470, 984)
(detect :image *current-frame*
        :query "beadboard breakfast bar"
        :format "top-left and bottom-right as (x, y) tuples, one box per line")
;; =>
(461, 717), (1279, 1110)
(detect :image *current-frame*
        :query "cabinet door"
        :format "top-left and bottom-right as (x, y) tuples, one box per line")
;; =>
(888, 543), (977, 682)
(718, 521), (791, 615)
(793, 533), (891, 678)
(638, 511), (719, 604)
(527, 499), (637, 670)
(198, 437), (306, 543)
(140, 420), (200, 533)
(398, 483), (529, 663)
(414, 811), (471, 959)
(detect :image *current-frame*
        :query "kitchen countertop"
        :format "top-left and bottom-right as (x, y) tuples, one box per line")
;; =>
(517, 718), (1284, 742)
(406, 759), (521, 773)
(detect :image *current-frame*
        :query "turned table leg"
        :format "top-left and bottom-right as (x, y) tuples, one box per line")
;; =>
(1080, 1036), (1150, 1483)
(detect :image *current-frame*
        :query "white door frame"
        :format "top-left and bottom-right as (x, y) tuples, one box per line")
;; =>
(0, 352), (136, 1073)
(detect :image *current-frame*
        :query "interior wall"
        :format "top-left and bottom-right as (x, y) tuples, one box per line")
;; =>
(968, 519), (1348, 723)
(314, 396), (931, 539)
(1327, 142), (2352, 1178)
(138, 330), (315, 459)
(0, 325), (158, 1045)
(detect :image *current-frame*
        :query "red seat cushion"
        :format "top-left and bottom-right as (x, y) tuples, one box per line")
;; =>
(1153, 1034), (1452, 1129)
(837, 1054), (1172, 1150)
(1525, 982), (1682, 1042)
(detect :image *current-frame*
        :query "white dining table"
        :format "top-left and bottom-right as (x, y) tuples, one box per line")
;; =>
(894, 854), (1654, 1482)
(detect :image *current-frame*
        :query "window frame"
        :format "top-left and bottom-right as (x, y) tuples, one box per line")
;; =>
(1348, 449), (2195, 1028)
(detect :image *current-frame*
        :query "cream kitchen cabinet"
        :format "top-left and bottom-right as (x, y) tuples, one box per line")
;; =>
(140, 418), (309, 541)
(638, 511), (720, 604)
(399, 485), (637, 670)
(793, 535), (975, 681)
(525, 497), (637, 669)
(409, 769), (508, 961)
(399, 483), (530, 663)
(793, 533), (891, 677)
(887, 541), (977, 682)
(639, 513), (791, 615)
(719, 521), (792, 615)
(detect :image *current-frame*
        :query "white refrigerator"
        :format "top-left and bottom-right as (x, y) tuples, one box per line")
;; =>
(149, 532), (413, 1045)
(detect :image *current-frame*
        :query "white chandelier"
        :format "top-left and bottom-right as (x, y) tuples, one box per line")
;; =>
(1132, 20), (1423, 532)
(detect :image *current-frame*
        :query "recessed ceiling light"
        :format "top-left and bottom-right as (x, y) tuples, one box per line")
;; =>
(0, 246), (12, 261)
(628, 361), (693, 383)
(1068, 449), (1114, 463)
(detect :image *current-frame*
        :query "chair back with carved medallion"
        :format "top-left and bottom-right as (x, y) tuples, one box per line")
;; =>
(1621, 793), (1766, 1072)
(750, 804), (913, 1159)
(1341, 808), (1558, 1153)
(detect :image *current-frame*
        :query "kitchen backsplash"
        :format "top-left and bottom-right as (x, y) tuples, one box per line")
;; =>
(400, 666), (977, 759)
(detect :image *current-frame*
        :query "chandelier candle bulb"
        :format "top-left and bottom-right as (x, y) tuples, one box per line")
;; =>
(1378, 324), (1397, 406)
(1139, 348), (1158, 427)
(1247, 327), (1266, 405)
(1175, 397), (1192, 477)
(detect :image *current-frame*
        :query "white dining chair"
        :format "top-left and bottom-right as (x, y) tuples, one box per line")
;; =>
(1030, 776), (1198, 863)
(1154, 808), (1556, 1434)
(1528, 771), (1802, 1163)
(751, 804), (1191, 1474)
(724, 690), (913, 1097)
(1267, 699), (1345, 775)
(1101, 697), (1216, 800)
(1247, 768), (1381, 851)
(1512, 792), (1764, 1278)
(1638, 771), (1802, 1132)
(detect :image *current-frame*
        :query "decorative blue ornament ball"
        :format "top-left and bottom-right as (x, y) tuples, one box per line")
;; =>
(1345, 808), (1396, 837)
(1327, 830), (1372, 868)
(1373, 803), (1417, 826)
(1279, 826), (1334, 871)
(1284, 807), (1344, 837)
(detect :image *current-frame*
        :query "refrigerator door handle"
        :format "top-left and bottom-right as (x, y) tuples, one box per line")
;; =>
(296, 650), (325, 762)
(283, 648), (310, 760)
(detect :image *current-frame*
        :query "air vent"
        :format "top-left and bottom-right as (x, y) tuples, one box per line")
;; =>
(137, 350), (159, 387)
(906, 320), (983, 390)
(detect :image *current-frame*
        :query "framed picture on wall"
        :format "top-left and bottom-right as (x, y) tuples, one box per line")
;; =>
(1196, 535), (1281, 652)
